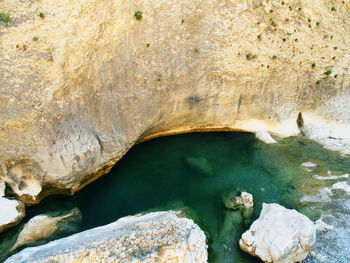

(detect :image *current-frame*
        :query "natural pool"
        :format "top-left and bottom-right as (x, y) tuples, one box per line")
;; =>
(3, 132), (350, 262)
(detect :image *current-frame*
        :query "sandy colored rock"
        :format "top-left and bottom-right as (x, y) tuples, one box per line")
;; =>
(5, 211), (208, 263)
(239, 203), (316, 263)
(10, 208), (82, 252)
(0, 0), (349, 203)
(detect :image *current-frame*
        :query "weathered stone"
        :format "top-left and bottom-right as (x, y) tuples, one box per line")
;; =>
(0, 182), (25, 233)
(5, 211), (208, 263)
(239, 203), (315, 263)
(10, 208), (82, 252)
(0, 0), (350, 204)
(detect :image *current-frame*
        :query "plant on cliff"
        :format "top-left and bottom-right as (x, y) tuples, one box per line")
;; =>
(324, 70), (332, 76)
(0, 13), (10, 24)
(134, 11), (142, 20)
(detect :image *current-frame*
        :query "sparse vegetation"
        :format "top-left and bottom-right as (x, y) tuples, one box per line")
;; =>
(33, 36), (38, 41)
(324, 70), (332, 76)
(246, 53), (257, 60)
(157, 74), (162, 82)
(257, 34), (262, 40)
(271, 21), (277, 27)
(0, 13), (10, 24)
(134, 10), (142, 20)
(181, 19), (184, 24)
(39, 12), (45, 19)
(312, 63), (316, 68)
(316, 80), (321, 85)
(282, 1), (285, 5)
(334, 74), (338, 78)
(272, 55), (277, 60)
(333, 46), (337, 50)
(146, 43), (150, 48)
(285, 18), (289, 22)
(282, 38), (286, 42)
(332, 56), (336, 60)
(316, 21), (321, 26)
(270, 9), (274, 13)
(331, 7), (336, 11)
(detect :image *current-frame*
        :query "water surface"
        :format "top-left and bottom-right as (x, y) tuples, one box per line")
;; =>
(5, 132), (350, 262)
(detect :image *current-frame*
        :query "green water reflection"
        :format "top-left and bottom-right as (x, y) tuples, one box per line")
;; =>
(18, 132), (350, 262)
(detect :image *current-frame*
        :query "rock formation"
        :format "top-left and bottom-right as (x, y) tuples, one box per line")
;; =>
(10, 208), (82, 252)
(0, 0), (349, 210)
(239, 203), (316, 263)
(0, 182), (25, 233)
(222, 191), (254, 223)
(5, 211), (208, 263)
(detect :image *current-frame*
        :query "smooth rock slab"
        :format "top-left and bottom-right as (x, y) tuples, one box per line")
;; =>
(239, 203), (315, 263)
(10, 208), (82, 252)
(5, 211), (208, 263)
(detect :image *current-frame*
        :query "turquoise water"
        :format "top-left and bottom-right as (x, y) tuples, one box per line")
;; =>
(3, 132), (350, 262)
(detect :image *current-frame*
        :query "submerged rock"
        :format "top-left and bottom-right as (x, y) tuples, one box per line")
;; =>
(0, 182), (25, 233)
(185, 157), (213, 176)
(5, 211), (208, 263)
(239, 203), (315, 263)
(223, 191), (253, 224)
(10, 208), (82, 252)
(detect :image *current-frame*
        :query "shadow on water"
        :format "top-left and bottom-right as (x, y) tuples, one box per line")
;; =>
(4, 132), (350, 263)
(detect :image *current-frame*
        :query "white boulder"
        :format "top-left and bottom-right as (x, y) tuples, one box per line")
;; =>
(239, 203), (315, 263)
(0, 182), (25, 233)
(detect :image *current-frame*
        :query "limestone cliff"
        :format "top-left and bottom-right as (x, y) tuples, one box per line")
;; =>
(0, 0), (349, 204)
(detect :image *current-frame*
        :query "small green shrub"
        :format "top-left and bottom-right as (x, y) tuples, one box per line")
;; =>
(181, 19), (184, 24)
(282, 38), (286, 42)
(272, 55), (277, 59)
(334, 74), (338, 78)
(134, 10), (142, 20)
(157, 74), (162, 82)
(270, 9), (274, 13)
(282, 1), (285, 5)
(311, 63), (316, 68)
(33, 36), (38, 41)
(316, 21), (320, 26)
(331, 7), (336, 11)
(146, 43), (150, 47)
(0, 13), (10, 24)
(316, 80), (321, 85)
(333, 46), (337, 50)
(39, 12), (45, 19)
(257, 34), (262, 40)
(324, 70), (332, 76)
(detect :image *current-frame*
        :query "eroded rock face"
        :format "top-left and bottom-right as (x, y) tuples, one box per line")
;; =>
(0, 0), (349, 204)
(5, 211), (208, 263)
(239, 203), (315, 263)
